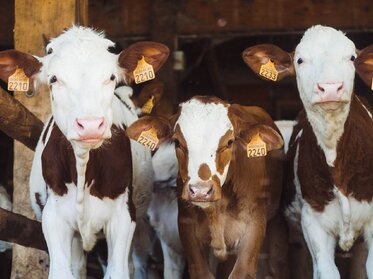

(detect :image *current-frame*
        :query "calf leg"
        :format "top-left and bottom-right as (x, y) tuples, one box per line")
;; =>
(104, 205), (136, 279)
(301, 205), (339, 279)
(160, 239), (185, 279)
(228, 216), (266, 279)
(71, 235), (87, 279)
(42, 199), (74, 279)
(132, 216), (152, 279)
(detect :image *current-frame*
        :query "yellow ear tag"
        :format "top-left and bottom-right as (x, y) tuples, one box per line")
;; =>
(141, 95), (155, 114)
(7, 68), (30, 92)
(133, 56), (155, 84)
(247, 133), (267, 158)
(137, 127), (159, 151)
(259, 60), (278, 81)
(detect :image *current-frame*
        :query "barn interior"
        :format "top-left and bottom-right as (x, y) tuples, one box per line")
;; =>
(0, 0), (372, 278)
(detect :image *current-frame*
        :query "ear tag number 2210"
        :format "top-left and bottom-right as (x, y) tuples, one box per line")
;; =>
(8, 68), (30, 92)
(133, 56), (155, 84)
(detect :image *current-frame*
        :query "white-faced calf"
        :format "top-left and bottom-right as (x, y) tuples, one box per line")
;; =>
(243, 25), (373, 279)
(0, 26), (169, 279)
(127, 96), (287, 279)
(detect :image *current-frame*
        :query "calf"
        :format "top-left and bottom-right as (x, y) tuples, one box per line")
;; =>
(149, 142), (185, 279)
(243, 25), (373, 278)
(0, 26), (168, 279)
(127, 96), (287, 279)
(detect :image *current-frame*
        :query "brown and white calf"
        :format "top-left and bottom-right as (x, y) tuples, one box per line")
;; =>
(243, 25), (373, 279)
(0, 26), (168, 279)
(127, 96), (287, 279)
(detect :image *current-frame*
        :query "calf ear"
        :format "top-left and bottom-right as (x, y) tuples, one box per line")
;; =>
(0, 50), (42, 82)
(242, 44), (295, 81)
(118, 42), (169, 84)
(237, 124), (284, 152)
(355, 45), (373, 89)
(134, 81), (164, 114)
(126, 115), (173, 148)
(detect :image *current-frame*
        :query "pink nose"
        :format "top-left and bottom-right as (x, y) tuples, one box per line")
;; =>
(188, 183), (214, 201)
(75, 117), (106, 140)
(316, 82), (344, 102)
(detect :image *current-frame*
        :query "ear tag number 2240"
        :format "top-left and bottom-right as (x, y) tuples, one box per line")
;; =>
(137, 127), (159, 151)
(247, 133), (267, 158)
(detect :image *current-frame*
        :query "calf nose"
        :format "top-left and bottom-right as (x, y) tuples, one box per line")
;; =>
(316, 82), (344, 101)
(188, 183), (214, 201)
(75, 117), (106, 139)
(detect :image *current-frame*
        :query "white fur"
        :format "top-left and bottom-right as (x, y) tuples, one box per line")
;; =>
(177, 99), (233, 188)
(149, 143), (185, 278)
(294, 25), (356, 167)
(274, 120), (295, 154)
(0, 185), (12, 252)
(286, 25), (373, 279)
(29, 27), (153, 279)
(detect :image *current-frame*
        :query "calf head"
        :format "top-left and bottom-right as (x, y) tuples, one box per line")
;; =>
(243, 25), (373, 112)
(127, 96), (283, 208)
(0, 26), (169, 149)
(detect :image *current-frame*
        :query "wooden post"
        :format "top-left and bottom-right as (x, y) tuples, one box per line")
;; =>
(12, 1), (88, 278)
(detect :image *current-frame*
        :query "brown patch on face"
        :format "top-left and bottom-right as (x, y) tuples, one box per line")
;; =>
(191, 95), (229, 106)
(211, 175), (222, 200)
(198, 163), (211, 181)
(174, 124), (189, 183)
(216, 130), (234, 175)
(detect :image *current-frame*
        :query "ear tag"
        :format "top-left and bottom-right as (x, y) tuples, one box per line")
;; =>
(259, 60), (278, 81)
(133, 56), (155, 84)
(247, 133), (267, 158)
(8, 68), (30, 92)
(141, 95), (155, 114)
(137, 127), (159, 151)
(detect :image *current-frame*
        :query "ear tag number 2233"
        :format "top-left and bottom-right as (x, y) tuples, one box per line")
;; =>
(8, 68), (30, 92)
(133, 56), (155, 84)
(259, 60), (278, 81)
(137, 127), (159, 151)
(247, 133), (267, 158)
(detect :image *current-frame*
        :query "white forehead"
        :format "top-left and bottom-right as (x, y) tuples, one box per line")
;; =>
(295, 25), (356, 59)
(40, 26), (118, 82)
(177, 99), (232, 152)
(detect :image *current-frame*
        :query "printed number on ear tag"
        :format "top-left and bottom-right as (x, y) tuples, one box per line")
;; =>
(133, 56), (155, 84)
(8, 68), (30, 92)
(259, 60), (278, 82)
(247, 133), (267, 158)
(141, 95), (155, 114)
(137, 127), (159, 151)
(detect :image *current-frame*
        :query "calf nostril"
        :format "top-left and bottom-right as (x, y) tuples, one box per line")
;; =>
(98, 120), (105, 129)
(317, 84), (325, 92)
(207, 187), (213, 196)
(76, 120), (84, 129)
(189, 186), (195, 195)
(337, 84), (343, 92)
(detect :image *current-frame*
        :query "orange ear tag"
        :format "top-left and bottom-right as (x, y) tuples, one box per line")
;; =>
(247, 133), (267, 158)
(137, 127), (159, 151)
(7, 68), (30, 92)
(259, 60), (278, 81)
(141, 95), (155, 114)
(133, 56), (155, 84)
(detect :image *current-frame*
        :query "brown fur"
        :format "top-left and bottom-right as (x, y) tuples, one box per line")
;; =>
(41, 124), (136, 220)
(198, 163), (212, 180)
(286, 95), (373, 212)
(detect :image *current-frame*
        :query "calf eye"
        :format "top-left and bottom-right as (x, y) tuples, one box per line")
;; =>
(49, 75), (57, 84)
(297, 58), (303, 65)
(227, 139), (234, 148)
(47, 48), (53, 55)
(110, 74), (116, 81)
(350, 55), (356, 62)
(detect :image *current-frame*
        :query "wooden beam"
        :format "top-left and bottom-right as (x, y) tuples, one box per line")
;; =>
(0, 208), (47, 251)
(0, 87), (43, 151)
(12, 1), (88, 277)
